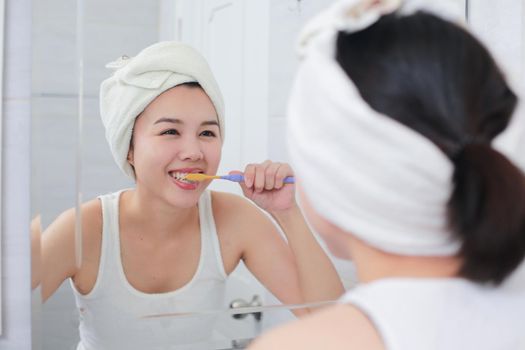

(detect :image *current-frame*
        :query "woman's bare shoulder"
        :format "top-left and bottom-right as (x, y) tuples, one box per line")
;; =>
(39, 197), (105, 299)
(211, 190), (256, 210)
(45, 198), (103, 243)
(249, 304), (384, 350)
(210, 191), (267, 223)
(80, 198), (104, 241)
(210, 190), (277, 247)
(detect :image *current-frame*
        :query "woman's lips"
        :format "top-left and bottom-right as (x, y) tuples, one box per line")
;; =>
(172, 177), (199, 190)
(168, 170), (201, 190)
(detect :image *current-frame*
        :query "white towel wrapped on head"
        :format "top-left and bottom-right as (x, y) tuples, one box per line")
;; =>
(287, 0), (499, 256)
(100, 41), (225, 178)
(287, 1), (525, 297)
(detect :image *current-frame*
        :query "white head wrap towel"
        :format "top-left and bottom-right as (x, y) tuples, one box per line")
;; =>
(287, 0), (510, 256)
(100, 41), (225, 178)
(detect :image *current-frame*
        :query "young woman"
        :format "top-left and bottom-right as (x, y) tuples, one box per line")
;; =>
(36, 42), (344, 349)
(250, 1), (525, 349)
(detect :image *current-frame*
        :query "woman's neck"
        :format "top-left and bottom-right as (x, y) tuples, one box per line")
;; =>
(348, 235), (462, 283)
(120, 188), (199, 239)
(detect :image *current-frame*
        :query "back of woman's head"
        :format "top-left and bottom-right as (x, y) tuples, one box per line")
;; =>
(336, 11), (525, 285)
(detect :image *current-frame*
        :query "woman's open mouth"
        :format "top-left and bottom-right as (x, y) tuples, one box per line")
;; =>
(168, 170), (202, 190)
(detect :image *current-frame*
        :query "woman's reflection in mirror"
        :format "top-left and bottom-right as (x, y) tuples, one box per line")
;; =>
(32, 42), (344, 349)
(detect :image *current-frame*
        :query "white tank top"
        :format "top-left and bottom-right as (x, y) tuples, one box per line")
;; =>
(339, 278), (525, 350)
(70, 190), (228, 350)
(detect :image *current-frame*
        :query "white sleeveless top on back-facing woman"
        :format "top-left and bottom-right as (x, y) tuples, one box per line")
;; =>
(70, 190), (228, 350)
(339, 278), (525, 350)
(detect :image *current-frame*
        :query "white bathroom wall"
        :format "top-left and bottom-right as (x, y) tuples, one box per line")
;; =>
(0, 0), (32, 348)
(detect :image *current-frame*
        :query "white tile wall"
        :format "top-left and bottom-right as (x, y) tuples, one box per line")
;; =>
(30, 0), (77, 98)
(82, 22), (159, 96)
(32, 97), (77, 228)
(32, 0), (160, 97)
(0, 0), (32, 348)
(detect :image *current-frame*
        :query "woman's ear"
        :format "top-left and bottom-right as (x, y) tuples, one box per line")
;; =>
(127, 147), (134, 166)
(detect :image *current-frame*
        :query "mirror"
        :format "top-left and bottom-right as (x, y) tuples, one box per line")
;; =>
(31, 0), (475, 349)
(31, 1), (353, 349)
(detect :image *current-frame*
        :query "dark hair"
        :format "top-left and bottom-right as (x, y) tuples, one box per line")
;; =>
(335, 12), (525, 284)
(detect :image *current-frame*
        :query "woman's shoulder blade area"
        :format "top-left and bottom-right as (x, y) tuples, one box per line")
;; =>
(249, 304), (384, 350)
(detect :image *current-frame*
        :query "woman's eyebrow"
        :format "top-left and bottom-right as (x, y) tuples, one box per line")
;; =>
(153, 118), (219, 126)
(154, 117), (182, 125)
(201, 120), (219, 127)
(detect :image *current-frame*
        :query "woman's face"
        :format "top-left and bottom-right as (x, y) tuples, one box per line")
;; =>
(128, 85), (222, 208)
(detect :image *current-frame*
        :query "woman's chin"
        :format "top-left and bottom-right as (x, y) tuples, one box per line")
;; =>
(166, 188), (203, 208)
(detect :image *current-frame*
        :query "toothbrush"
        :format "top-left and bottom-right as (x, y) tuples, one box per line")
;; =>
(182, 173), (295, 184)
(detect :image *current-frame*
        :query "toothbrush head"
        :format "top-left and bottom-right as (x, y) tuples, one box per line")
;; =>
(182, 173), (219, 182)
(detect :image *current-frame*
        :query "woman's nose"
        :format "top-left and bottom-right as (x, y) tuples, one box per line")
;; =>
(178, 139), (204, 161)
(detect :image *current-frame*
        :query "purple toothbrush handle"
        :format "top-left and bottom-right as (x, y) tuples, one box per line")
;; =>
(221, 174), (295, 184)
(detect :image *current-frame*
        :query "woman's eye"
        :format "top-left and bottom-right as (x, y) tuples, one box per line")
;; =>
(161, 129), (179, 136)
(200, 130), (216, 137)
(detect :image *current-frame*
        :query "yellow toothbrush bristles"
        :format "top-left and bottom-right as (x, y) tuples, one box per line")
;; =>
(182, 173), (220, 182)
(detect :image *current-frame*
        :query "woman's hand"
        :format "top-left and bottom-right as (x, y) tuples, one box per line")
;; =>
(233, 160), (297, 213)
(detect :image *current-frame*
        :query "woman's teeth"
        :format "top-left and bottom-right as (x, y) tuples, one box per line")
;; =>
(171, 172), (197, 183)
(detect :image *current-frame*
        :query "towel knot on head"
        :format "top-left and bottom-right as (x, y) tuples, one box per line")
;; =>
(105, 55), (132, 70)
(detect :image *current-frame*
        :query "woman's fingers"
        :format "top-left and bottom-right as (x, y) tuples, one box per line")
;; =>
(230, 170), (252, 196)
(264, 162), (281, 190)
(275, 163), (293, 189)
(243, 160), (293, 192)
(253, 160), (271, 193)
(243, 163), (256, 188)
